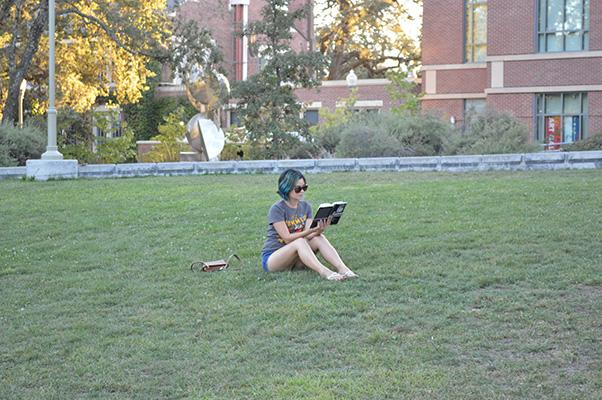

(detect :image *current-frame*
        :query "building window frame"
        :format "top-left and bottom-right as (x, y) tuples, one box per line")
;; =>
(465, 0), (488, 63)
(536, 92), (588, 150)
(302, 109), (320, 126)
(538, 0), (590, 52)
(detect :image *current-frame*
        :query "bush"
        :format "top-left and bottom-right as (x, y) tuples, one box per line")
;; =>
(336, 113), (405, 158)
(445, 108), (537, 155)
(96, 129), (137, 164)
(563, 133), (602, 151)
(139, 108), (188, 163)
(61, 143), (97, 164)
(336, 112), (453, 158)
(388, 113), (454, 156)
(0, 122), (47, 166)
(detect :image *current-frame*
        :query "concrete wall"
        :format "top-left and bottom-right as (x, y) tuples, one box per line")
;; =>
(2, 152), (601, 180)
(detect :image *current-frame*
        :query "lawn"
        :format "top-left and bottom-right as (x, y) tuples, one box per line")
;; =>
(1, 170), (601, 399)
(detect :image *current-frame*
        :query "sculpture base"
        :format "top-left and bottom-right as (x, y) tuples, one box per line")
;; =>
(26, 159), (78, 181)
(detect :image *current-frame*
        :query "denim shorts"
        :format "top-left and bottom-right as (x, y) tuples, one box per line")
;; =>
(261, 250), (275, 272)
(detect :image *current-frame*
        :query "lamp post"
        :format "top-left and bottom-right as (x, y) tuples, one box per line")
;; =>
(41, 0), (63, 160)
(346, 69), (358, 88)
(18, 79), (27, 128)
(25, 0), (77, 180)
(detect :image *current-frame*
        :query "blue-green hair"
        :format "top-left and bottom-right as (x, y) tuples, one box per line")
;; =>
(277, 169), (306, 200)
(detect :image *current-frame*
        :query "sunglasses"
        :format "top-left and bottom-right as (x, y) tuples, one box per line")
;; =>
(293, 185), (309, 193)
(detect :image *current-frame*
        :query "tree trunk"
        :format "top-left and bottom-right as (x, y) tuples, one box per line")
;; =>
(1, 0), (48, 125)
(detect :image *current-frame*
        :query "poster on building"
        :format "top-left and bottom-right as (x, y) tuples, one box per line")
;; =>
(545, 116), (561, 150)
(563, 116), (579, 143)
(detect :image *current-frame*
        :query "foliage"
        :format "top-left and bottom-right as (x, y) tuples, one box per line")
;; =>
(386, 70), (422, 115)
(57, 107), (94, 146)
(1, 0), (172, 124)
(317, 0), (421, 79)
(336, 113), (405, 158)
(333, 111), (454, 158)
(0, 121), (46, 166)
(95, 129), (137, 164)
(1, 171), (601, 398)
(220, 142), (252, 161)
(310, 90), (358, 155)
(60, 143), (96, 164)
(139, 108), (188, 163)
(387, 113), (454, 156)
(563, 133), (602, 151)
(122, 66), (198, 142)
(444, 108), (538, 155)
(231, 0), (327, 159)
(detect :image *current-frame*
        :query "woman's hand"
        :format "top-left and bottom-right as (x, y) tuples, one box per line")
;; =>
(310, 219), (328, 236)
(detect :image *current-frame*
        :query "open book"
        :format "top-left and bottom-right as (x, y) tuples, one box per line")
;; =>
(310, 201), (347, 228)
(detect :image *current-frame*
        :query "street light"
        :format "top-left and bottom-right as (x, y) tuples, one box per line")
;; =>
(18, 79), (27, 128)
(41, 0), (63, 160)
(346, 69), (358, 88)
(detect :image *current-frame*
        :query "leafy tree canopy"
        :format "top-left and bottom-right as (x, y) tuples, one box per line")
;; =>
(317, 0), (421, 79)
(231, 0), (326, 159)
(0, 0), (172, 124)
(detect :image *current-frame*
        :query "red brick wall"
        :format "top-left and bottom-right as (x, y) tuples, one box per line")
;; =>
(179, 1), (235, 79)
(590, 1), (602, 51)
(295, 83), (395, 111)
(488, 0), (536, 56)
(487, 93), (534, 135)
(178, 0), (312, 82)
(422, 99), (465, 124)
(437, 69), (487, 94)
(505, 57), (602, 87)
(422, 0), (465, 65)
(589, 92), (602, 135)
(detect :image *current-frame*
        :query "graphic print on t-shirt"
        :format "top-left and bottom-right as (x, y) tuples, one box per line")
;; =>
(278, 214), (307, 243)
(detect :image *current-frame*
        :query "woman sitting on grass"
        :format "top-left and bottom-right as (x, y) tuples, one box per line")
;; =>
(260, 168), (358, 281)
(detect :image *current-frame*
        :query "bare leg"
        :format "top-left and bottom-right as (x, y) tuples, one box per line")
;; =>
(309, 235), (356, 276)
(267, 238), (343, 280)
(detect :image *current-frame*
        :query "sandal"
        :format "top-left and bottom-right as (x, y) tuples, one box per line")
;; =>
(326, 272), (345, 281)
(341, 270), (359, 279)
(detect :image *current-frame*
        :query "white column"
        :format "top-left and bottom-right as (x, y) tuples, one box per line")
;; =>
(42, 0), (63, 160)
(27, 0), (77, 180)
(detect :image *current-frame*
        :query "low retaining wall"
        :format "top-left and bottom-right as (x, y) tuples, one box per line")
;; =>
(1, 151), (601, 180)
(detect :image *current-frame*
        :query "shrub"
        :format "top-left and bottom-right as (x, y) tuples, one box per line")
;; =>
(310, 90), (357, 156)
(336, 112), (453, 158)
(61, 143), (97, 164)
(139, 108), (188, 162)
(445, 108), (538, 155)
(336, 113), (405, 158)
(287, 140), (322, 159)
(220, 142), (251, 160)
(96, 129), (137, 164)
(0, 122), (46, 166)
(563, 133), (602, 151)
(388, 113), (454, 156)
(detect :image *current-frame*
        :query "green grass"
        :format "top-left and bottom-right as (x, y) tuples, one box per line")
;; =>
(1, 170), (601, 399)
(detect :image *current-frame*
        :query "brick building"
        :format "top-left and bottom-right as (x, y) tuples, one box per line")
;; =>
(422, 0), (602, 148)
(158, 0), (398, 128)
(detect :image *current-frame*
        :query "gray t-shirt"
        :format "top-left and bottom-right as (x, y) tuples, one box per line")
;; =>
(262, 200), (313, 254)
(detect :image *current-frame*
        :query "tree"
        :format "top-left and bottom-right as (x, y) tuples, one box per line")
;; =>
(231, 0), (326, 159)
(317, 0), (421, 79)
(0, 0), (171, 124)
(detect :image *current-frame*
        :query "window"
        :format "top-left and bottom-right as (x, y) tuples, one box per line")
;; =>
(538, 0), (589, 52)
(93, 106), (122, 139)
(465, 0), (487, 63)
(464, 99), (487, 125)
(536, 93), (588, 149)
(464, 99), (487, 115)
(303, 110), (319, 126)
(229, 110), (240, 127)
